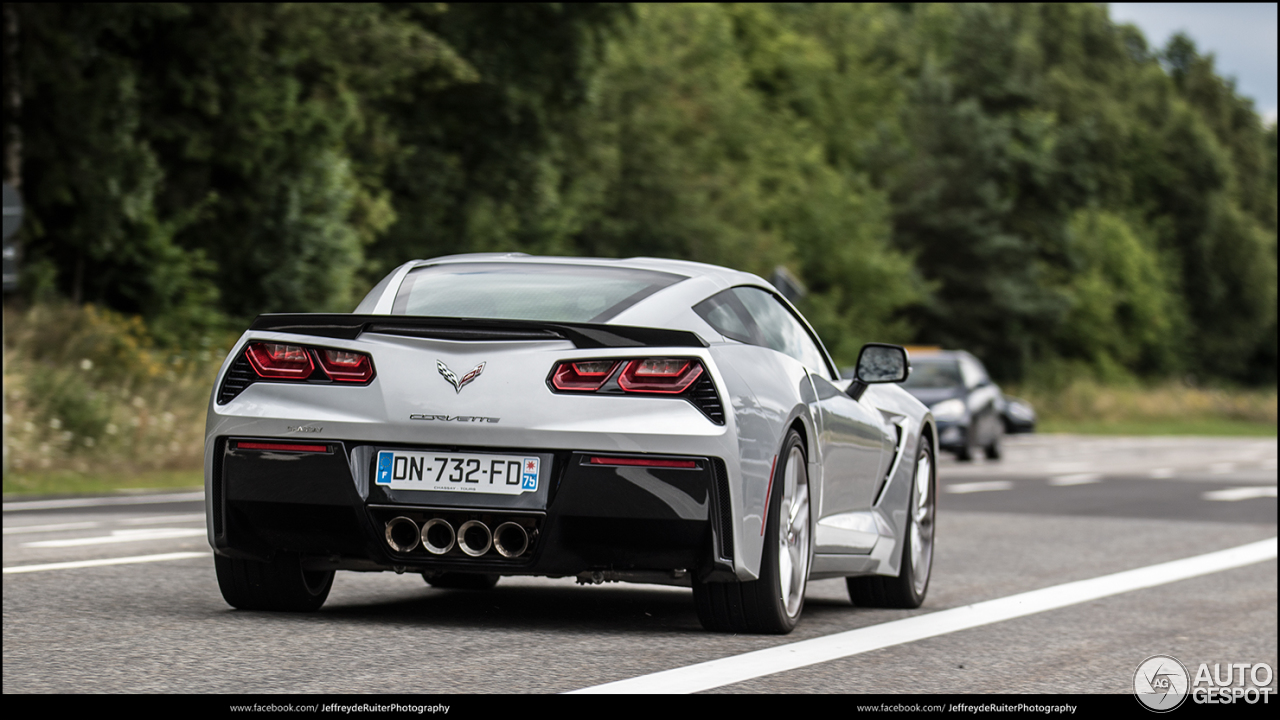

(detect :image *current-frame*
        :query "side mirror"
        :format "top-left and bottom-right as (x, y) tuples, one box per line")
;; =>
(848, 343), (910, 400)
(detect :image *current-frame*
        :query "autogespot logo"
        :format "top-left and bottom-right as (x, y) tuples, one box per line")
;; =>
(1134, 655), (1191, 712)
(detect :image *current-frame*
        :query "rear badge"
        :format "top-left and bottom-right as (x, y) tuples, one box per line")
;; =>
(438, 360), (485, 393)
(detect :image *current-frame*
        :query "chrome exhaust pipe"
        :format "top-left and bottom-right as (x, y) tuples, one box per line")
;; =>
(456, 520), (492, 557)
(385, 516), (421, 553)
(493, 521), (530, 558)
(421, 518), (456, 555)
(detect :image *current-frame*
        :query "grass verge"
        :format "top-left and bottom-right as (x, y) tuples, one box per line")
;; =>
(1037, 419), (1278, 437)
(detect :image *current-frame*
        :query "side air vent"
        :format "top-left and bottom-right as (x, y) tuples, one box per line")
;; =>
(687, 376), (725, 425)
(217, 354), (258, 405)
(711, 458), (733, 561)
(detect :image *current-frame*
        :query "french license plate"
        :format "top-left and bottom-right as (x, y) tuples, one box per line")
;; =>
(375, 450), (539, 495)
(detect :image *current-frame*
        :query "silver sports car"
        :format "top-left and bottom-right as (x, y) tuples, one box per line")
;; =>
(204, 254), (937, 633)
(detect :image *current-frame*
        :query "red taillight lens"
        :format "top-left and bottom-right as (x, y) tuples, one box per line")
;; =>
(618, 358), (704, 394)
(317, 349), (375, 383)
(588, 456), (698, 469)
(236, 441), (330, 453)
(245, 342), (315, 379)
(551, 360), (621, 391)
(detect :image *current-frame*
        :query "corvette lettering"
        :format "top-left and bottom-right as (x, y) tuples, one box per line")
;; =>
(409, 414), (500, 423)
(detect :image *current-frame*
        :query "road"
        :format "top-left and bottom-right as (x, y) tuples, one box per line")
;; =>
(3, 435), (1275, 694)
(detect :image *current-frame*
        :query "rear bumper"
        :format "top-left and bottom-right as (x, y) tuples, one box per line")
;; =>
(208, 437), (736, 581)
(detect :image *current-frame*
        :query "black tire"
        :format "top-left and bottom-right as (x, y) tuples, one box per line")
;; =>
(694, 430), (811, 634)
(955, 426), (977, 462)
(215, 552), (334, 612)
(847, 439), (935, 609)
(984, 423), (1003, 460)
(423, 572), (499, 590)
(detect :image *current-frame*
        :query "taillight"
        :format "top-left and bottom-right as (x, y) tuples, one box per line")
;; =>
(317, 349), (375, 383)
(245, 342), (314, 379)
(241, 342), (375, 383)
(618, 358), (704, 393)
(551, 360), (621, 391)
(588, 455), (698, 469)
(546, 356), (723, 424)
(235, 441), (330, 453)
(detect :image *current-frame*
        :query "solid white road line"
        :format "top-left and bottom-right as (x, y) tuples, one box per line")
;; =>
(24, 528), (207, 548)
(2, 492), (204, 512)
(3, 551), (208, 574)
(1202, 486), (1279, 502)
(945, 481), (1014, 494)
(1049, 473), (1102, 486)
(117, 513), (206, 525)
(570, 537), (1278, 694)
(3, 521), (101, 535)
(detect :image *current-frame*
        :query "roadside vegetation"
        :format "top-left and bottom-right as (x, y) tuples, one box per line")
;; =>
(2, 303), (231, 495)
(1009, 379), (1277, 437)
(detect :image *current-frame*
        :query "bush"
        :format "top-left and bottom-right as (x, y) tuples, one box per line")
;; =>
(3, 302), (233, 476)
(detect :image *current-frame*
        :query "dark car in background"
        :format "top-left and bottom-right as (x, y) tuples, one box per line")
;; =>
(1000, 395), (1037, 435)
(846, 349), (1017, 461)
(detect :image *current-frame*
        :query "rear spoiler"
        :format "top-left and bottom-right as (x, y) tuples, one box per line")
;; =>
(248, 314), (709, 349)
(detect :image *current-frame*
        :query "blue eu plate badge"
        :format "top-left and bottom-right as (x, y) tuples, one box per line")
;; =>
(377, 451), (393, 485)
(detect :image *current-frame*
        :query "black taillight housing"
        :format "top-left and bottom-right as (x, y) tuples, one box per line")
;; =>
(217, 342), (375, 404)
(547, 357), (723, 424)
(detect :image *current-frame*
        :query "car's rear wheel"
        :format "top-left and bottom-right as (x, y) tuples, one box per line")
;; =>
(984, 423), (1003, 460)
(215, 552), (334, 612)
(955, 426), (977, 462)
(847, 439), (935, 608)
(694, 430), (811, 634)
(422, 572), (499, 590)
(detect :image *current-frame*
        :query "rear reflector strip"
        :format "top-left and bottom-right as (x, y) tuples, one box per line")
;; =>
(235, 442), (329, 453)
(588, 456), (698, 469)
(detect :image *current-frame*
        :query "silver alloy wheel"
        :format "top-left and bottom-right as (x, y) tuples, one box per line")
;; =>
(777, 445), (811, 618)
(910, 449), (935, 597)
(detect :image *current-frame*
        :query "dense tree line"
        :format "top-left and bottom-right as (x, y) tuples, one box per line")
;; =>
(4, 3), (1275, 383)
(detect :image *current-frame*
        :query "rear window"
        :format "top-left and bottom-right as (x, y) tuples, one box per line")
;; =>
(391, 263), (684, 323)
(901, 359), (963, 389)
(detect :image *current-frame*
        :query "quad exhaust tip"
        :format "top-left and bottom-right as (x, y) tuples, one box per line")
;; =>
(385, 516), (421, 553)
(492, 522), (530, 558)
(456, 520), (492, 557)
(421, 518), (457, 555)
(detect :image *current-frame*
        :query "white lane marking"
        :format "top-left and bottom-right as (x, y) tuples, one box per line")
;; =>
(1049, 473), (1102, 486)
(1149, 468), (1175, 479)
(118, 513), (206, 525)
(3, 551), (208, 574)
(24, 528), (207, 548)
(570, 537), (1278, 694)
(1202, 486), (1278, 502)
(945, 481), (1013, 494)
(3, 521), (101, 535)
(1211, 463), (1236, 475)
(2, 492), (204, 512)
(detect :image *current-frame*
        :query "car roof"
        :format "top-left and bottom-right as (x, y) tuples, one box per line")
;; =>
(407, 252), (762, 286)
(907, 349), (975, 362)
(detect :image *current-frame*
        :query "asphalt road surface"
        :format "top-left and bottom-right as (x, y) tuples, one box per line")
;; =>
(4, 435), (1275, 695)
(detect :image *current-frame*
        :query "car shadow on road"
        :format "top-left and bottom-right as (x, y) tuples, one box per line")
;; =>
(312, 583), (705, 635)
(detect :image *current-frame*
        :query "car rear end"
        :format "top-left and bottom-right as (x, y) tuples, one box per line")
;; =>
(204, 261), (740, 589)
